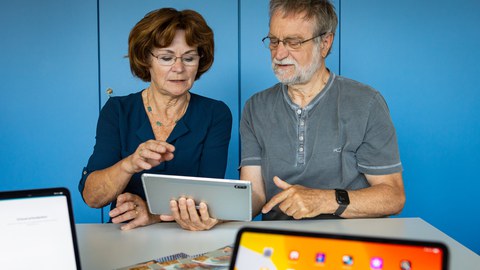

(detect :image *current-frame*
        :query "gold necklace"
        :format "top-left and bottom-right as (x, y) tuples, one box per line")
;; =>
(146, 88), (188, 127)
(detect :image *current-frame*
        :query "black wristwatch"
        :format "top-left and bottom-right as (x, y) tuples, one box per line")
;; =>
(334, 189), (350, 216)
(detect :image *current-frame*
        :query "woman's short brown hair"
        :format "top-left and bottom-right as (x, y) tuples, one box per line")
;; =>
(128, 8), (214, 82)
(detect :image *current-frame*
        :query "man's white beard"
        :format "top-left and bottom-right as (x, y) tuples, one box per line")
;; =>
(272, 46), (322, 85)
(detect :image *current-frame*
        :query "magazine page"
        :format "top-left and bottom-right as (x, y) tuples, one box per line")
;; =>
(117, 245), (232, 270)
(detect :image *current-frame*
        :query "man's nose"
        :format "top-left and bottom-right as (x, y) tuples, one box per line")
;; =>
(273, 41), (290, 60)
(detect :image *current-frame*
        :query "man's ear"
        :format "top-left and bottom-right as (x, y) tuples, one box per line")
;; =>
(321, 32), (335, 58)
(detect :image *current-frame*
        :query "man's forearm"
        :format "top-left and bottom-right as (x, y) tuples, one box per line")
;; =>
(340, 182), (405, 218)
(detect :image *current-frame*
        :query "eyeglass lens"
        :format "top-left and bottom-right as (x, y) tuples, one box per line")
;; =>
(153, 54), (200, 66)
(262, 33), (325, 50)
(262, 37), (304, 50)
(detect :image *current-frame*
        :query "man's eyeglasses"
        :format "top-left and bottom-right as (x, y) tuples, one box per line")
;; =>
(150, 52), (200, 66)
(262, 32), (326, 51)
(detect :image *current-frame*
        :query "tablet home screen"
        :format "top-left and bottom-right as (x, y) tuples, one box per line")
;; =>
(233, 231), (444, 270)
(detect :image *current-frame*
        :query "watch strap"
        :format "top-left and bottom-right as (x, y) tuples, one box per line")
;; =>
(334, 189), (349, 216)
(334, 204), (347, 216)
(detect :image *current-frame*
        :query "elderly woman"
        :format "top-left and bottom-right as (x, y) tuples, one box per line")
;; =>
(79, 8), (232, 230)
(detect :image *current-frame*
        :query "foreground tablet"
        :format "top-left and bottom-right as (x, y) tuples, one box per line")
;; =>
(142, 173), (252, 221)
(0, 187), (82, 270)
(229, 227), (449, 270)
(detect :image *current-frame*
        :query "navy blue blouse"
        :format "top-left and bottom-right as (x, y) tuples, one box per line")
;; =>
(79, 90), (232, 210)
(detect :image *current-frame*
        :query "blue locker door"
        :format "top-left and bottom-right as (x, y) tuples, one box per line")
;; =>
(341, 0), (480, 254)
(0, 0), (101, 222)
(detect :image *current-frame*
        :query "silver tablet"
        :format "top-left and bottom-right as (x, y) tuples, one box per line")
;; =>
(142, 173), (252, 221)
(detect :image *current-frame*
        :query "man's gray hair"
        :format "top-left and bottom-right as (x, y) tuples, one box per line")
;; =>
(269, 0), (338, 36)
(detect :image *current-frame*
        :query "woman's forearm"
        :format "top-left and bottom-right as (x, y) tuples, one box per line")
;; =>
(82, 158), (134, 208)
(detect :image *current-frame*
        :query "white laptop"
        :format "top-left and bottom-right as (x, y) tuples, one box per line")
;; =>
(142, 173), (252, 221)
(0, 187), (82, 269)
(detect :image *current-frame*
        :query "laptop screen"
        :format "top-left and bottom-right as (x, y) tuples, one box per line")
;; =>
(229, 227), (448, 270)
(0, 188), (82, 269)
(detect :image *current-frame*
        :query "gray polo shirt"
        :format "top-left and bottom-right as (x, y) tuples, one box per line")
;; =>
(240, 73), (402, 220)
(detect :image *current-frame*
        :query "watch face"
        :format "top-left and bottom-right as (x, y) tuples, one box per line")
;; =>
(336, 189), (350, 205)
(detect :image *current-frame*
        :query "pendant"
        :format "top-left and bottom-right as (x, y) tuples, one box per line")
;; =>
(156, 121), (162, 127)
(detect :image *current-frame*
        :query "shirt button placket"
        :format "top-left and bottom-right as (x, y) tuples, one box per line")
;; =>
(297, 108), (306, 165)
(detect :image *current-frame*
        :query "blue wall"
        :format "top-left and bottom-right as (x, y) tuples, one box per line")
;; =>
(340, 0), (480, 255)
(1, 0), (478, 254)
(0, 0), (100, 222)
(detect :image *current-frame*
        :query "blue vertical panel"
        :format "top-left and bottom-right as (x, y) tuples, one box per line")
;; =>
(98, 0), (239, 220)
(240, 0), (340, 106)
(341, 0), (480, 253)
(0, 1), (100, 222)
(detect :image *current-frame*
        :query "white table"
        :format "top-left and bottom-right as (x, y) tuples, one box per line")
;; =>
(76, 217), (479, 269)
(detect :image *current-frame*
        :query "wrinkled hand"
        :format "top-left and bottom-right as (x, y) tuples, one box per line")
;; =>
(109, 192), (174, 230)
(170, 197), (221, 231)
(124, 140), (175, 174)
(262, 176), (325, 219)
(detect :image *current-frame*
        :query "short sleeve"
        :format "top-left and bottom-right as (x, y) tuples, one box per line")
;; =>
(356, 93), (403, 175)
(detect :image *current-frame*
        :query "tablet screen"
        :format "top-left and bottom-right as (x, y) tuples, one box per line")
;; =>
(0, 188), (81, 269)
(230, 228), (448, 270)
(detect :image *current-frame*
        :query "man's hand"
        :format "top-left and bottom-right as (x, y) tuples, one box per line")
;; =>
(262, 176), (334, 219)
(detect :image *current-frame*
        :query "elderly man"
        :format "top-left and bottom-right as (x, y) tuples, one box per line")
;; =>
(170, 0), (405, 230)
(240, 0), (405, 220)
